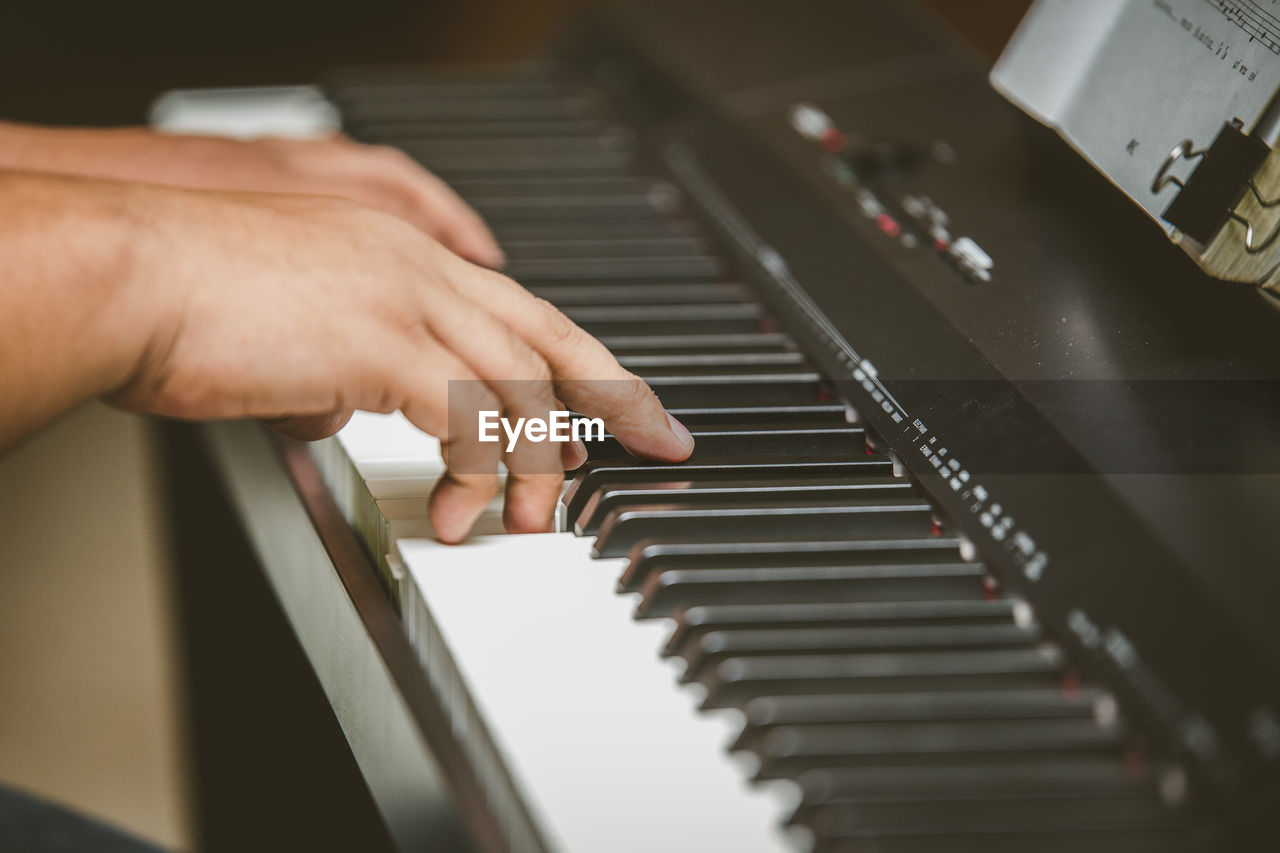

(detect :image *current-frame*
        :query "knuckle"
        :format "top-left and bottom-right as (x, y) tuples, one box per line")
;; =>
(597, 374), (659, 422)
(622, 372), (656, 406)
(474, 387), (502, 414)
(496, 328), (552, 385)
(525, 352), (554, 384)
(534, 297), (580, 346)
(369, 143), (403, 160)
(479, 473), (503, 500)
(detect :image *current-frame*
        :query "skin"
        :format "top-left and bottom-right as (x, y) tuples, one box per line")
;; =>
(0, 122), (505, 267)
(0, 127), (695, 543)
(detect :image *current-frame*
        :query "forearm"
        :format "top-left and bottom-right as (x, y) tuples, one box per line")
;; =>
(0, 121), (224, 186)
(0, 170), (161, 449)
(0, 121), (505, 266)
(0, 121), (140, 175)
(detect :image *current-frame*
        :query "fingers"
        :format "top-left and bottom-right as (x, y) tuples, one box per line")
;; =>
(428, 379), (504, 545)
(486, 379), (564, 536)
(263, 410), (354, 440)
(272, 135), (504, 268)
(450, 267), (695, 462)
(412, 169), (505, 269)
(561, 438), (588, 470)
(418, 292), (567, 535)
(394, 341), (503, 545)
(366, 146), (505, 268)
(401, 302), (572, 539)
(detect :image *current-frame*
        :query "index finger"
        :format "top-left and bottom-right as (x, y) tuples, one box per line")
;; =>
(372, 149), (505, 268)
(452, 269), (695, 462)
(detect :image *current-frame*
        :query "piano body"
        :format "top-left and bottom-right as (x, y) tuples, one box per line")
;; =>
(156, 1), (1280, 850)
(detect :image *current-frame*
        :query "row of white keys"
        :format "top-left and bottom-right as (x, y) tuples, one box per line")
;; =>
(337, 413), (799, 852)
(396, 532), (800, 853)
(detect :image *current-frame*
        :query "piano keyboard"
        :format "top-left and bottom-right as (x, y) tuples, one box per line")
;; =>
(311, 63), (1206, 853)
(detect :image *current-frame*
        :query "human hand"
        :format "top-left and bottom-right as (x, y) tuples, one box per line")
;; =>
(0, 122), (502, 267)
(108, 184), (693, 541)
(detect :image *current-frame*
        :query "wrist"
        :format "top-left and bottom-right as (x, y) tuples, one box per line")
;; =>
(0, 171), (171, 444)
(97, 180), (191, 398)
(13, 172), (168, 393)
(0, 122), (204, 187)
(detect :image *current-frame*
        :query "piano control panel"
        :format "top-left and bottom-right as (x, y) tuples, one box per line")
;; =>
(788, 102), (995, 284)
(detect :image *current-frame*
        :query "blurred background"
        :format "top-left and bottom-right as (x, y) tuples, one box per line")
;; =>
(0, 1), (1028, 849)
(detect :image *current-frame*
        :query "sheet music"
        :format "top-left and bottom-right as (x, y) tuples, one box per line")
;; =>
(991, 0), (1280, 232)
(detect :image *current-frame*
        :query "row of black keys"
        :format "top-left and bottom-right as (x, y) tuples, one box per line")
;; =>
(327, 69), (1205, 853)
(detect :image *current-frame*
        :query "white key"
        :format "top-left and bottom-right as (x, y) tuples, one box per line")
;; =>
(336, 411), (505, 534)
(338, 411), (446, 501)
(397, 532), (800, 853)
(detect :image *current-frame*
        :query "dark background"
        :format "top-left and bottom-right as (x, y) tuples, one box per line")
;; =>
(0, 0), (1031, 126)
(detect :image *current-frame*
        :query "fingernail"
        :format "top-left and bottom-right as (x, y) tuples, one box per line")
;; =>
(665, 412), (695, 451)
(561, 438), (588, 470)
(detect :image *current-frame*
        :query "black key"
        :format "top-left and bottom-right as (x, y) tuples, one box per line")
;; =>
(667, 600), (1018, 657)
(819, 824), (1198, 850)
(792, 763), (1194, 851)
(646, 375), (825, 406)
(480, 202), (679, 227)
(700, 647), (1064, 709)
(452, 176), (660, 201)
(562, 303), (760, 324)
(423, 150), (634, 176)
(509, 252), (727, 275)
(576, 476), (911, 535)
(585, 425), (863, 463)
(738, 687), (1101, 730)
(796, 761), (1164, 808)
(621, 536), (971, 601)
(561, 458), (891, 527)
(618, 350), (808, 369)
(354, 118), (615, 141)
(336, 84), (588, 109)
(679, 622), (1040, 684)
(593, 500), (934, 558)
(596, 332), (793, 354)
(505, 235), (709, 258)
(330, 72), (578, 101)
(494, 219), (705, 242)
(663, 403), (846, 426)
(531, 283), (749, 306)
(802, 793), (1180, 839)
(646, 561), (979, 623)
(373, 134), (632, 156)
(506, 255), (725, 279)
(376, 136), (632, 166)
(342, 95), (607, 123)
(631, 359), (817, 379)
(751, 716), (1120, 778)
(815, 826), (1193, 853)
(573, 315), (767, 338)
(738, 688), (1113, 765)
